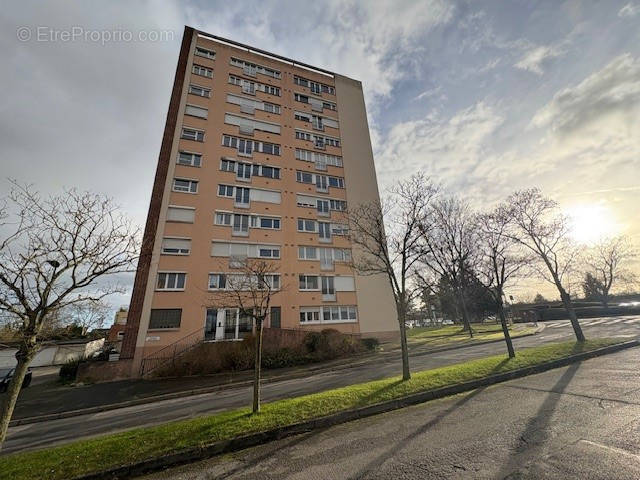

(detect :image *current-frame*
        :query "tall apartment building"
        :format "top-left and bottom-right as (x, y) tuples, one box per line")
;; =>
(120, 27), (397, 376)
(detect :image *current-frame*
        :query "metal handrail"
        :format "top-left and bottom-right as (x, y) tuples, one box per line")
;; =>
(139, 326), (205, 376)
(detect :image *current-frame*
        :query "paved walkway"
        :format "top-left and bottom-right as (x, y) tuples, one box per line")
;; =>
(139, 345), (640, 479)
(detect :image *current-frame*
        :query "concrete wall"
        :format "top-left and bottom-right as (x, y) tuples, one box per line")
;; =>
(0, 339), (104, 368)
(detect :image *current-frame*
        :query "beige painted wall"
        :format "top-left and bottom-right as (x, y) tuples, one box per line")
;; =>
(334, 75), (399, 336)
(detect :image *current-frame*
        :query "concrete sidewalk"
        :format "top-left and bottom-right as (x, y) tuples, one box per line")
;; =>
(7, 324), (539, 423)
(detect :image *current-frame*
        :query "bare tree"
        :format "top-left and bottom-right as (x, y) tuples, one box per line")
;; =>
(0, 183), (139, 448)
(505, 188), (585, 341)
(476, 207), (531, 358)
(63, 299), (111, 336)
(583, 236), (637, 308)
(347, 174), (438, 381)
(206, 260), (281, 413)
(417, 196), (479, 337)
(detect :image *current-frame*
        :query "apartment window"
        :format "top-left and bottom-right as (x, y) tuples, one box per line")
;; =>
(262, 274), (281, 290)
(319, 222), (331, 241)
(149, 309), (182, 329)
(215, 212), (232, 225)
(296, 131), (312, 141)
(181, 127), (204, 142)
(294, 93), (309, 104)
(221, 159), (235, 172)
(328, 176), (344, 188)
(222, 135), (281, 156)
(270, 306), (281, 328)
(331, 223), (349, 236)
(298, 246), (318, 260)
(299, 308), (320, 323)
(299, 275), (319, 291)
(294, 75), (335, 95)
(259, 247), (280, 258)
(188, 84), (211, 97)
(295, 149), (343, 168)
(323, 306), (357, 322)
(235, 187), (250, 206)
(296, 171), (314, 184)
(173, 178), (198, 193)
(156, 272), (186, 291)
(167, 206), (195, 223)
(233, 214), (249, 235)
(256, 217), (280, 229)
(161, 238), (191, 255)
(317, 199), (330, 215)
(185, 104), (208, 119)
(321, 276), (335, 295)
(192, 64), (213, 78)
(208, 273), (227, 290)
(330, 199), (347, 211)
(218, 184), (234, 197)
(263, 102), (280, 114)
(260, 166), (279, 179)
(195, 47), (215, 60)
(297, 218), (316, 232)
(230, 57), (281, 79)
(237, 162), (252, 180)
(177, 151), (202, 167)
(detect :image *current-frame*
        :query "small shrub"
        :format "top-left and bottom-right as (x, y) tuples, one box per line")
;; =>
(361, 337), (380, 351)
(59, 357), (84, 383)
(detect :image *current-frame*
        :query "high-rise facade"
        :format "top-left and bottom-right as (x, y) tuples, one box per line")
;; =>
(120, 27), (397, 375)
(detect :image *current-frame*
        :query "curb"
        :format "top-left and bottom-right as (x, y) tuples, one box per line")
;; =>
(8, 330), (539, 427)
(70, 339), (639, 480)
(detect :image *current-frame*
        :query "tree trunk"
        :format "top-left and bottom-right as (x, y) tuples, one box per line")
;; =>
(252, 318), (264, 414)
(458, 293), (474, 338)
(559, 289), (586, 342)
(397, 304), (411, 381)
(497, 301), (515, 358)
(0, 345), (36, 449)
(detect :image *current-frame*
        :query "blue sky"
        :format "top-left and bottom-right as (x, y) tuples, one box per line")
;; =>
(2, 0), (639, 307)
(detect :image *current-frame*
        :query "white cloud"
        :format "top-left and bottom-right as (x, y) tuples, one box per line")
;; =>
(618, 2), (640, 17)
(514, 44), (564, 75)
(530, 53), (640, 134)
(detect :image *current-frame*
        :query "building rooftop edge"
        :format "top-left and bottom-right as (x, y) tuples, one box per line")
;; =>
(191, 26), (362, 84)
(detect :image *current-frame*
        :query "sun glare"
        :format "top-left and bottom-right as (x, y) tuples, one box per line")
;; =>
(565, 203), (620, 245)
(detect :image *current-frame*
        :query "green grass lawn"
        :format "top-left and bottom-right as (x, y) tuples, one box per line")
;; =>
(406, 323), (536, 348)
(0, 338), (622, 480)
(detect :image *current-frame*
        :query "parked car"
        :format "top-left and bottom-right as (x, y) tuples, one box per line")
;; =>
(0, 367), (33, 393)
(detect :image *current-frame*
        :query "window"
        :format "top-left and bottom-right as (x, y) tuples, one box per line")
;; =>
(156, 272), (186, 291)
(299, 275), (319, 290)
(298, 246), (318, 260)
(177, 151), (201, 167)
(257, 217), (280, 229)
(208, 273), (226, 290)
(167, 206), (195, 223)
(330, 199), (347, 211)
(317, 199), (330, 215)
(149, 309), (182, 329)
(161, 238), (191, 255)
(173, 178), (198, 193)
(322, 306), (357, 322)
(328, 176), (344, 188)
(294, 93), (309, 104)
(181, 127), (204, 142)
(237, 162), (251, 180)
(297, 218), (316, 232)
(221, 159), (235, 172)
(185, 104), (208, 119)
(195, 47), (215, 60)
(296, 131), (312, 141)
(218, 184), (234, 197)
(263, 102), (280, 114)
(230, 57), (281, 79)
(296, 171), (314, 184)
(299, 307), (320, 323)
(188, 84), (211, 97)
(294, 75), (335, 95)
(259, 246), (280, 258)
(331, 223), (349, 235)
(222, 135), (281, 156)
(233, 214), (249, 235)
(215, 212), (232, 225)
(261, 274), (281, 290)
(192, 64), (213, 78)
(261, 166), (279, 179)
(224, 114), (281, 135)
(235, 187), (250, 206)
(321, 276), (335, 295)
(228, 75), (281, 96)
(319, 222), (331, 241)
(295, 149), (343, 168)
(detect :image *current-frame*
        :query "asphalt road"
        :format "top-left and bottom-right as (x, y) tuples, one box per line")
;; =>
(3, 316), (639, 456)
(139, 342), (640, 480)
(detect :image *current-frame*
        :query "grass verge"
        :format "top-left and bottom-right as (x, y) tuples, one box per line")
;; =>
(0, 338), (621, 480)
(407, 323), (536, 347)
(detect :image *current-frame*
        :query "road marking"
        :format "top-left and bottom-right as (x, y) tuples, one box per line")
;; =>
(624, 319), (638, 324)
(579, 440), (640, 461)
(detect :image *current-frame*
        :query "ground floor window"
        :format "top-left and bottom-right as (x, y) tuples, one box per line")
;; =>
(205, 308), (254, 341)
